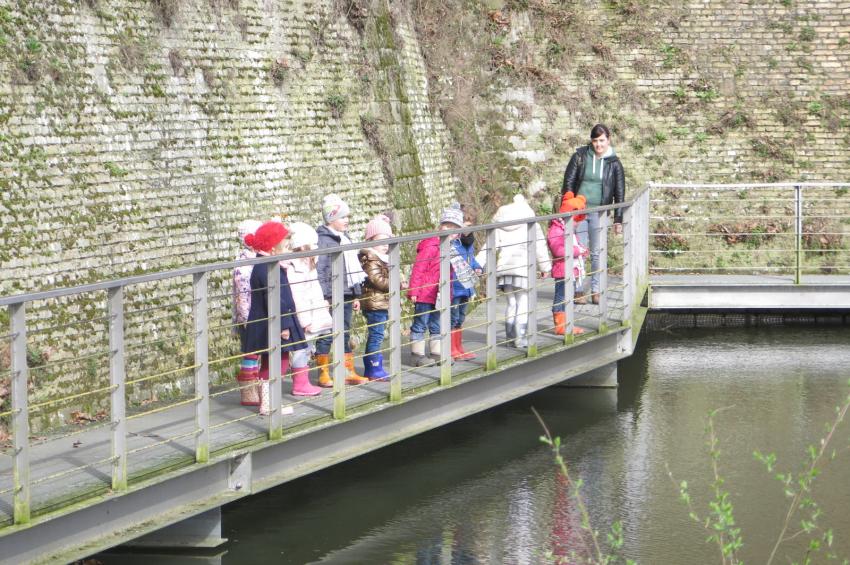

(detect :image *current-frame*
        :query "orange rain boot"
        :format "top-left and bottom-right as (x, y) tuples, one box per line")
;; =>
(316, 354), (333, 387)
(553, 312), (566, 335)
(554, 311), (584, 336)
(344, 352), (369, 385)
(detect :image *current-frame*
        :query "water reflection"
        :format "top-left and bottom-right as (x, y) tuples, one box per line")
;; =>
(103, 325), (850, 564)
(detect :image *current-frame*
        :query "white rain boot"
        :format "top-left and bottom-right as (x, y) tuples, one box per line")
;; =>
(259, 380), (270, 415)
(429, 338), (441, 361)
(411, 339), (431, 367)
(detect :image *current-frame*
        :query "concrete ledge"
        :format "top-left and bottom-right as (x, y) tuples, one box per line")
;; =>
(650, 283), (850, 310)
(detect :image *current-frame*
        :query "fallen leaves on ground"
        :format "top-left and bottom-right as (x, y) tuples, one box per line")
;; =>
(69, 410), (108, 425)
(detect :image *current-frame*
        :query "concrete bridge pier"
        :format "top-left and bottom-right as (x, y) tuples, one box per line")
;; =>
(557, 361), (618, 388)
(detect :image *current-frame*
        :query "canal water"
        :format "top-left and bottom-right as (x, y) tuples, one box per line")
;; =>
(111, 324), (850, 564)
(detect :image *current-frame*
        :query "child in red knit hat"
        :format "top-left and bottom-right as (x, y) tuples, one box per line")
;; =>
(244, 221), (314, 415)
(547, 192), (588, 336)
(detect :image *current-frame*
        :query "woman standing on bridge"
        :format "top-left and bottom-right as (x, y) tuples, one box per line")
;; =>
(561, 124), (625, 303)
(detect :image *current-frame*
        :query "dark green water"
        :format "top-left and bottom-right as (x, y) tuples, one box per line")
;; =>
(112, 325), (850, 564)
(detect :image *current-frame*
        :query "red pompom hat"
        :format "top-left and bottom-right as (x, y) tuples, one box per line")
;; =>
(244, 221), (288, 253)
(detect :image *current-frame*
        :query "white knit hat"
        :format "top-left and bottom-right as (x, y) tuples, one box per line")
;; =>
(493, 194), (534, 223)
(322, 194), (351, 224)
(288, 222), (319, 250)
(439, 202), (464, 228)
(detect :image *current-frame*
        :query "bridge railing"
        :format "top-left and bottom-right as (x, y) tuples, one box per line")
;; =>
(0, 188), (650, 527)
(649, 182), (850, 280)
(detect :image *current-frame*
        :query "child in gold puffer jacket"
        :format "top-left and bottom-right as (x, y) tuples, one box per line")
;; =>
(358, 215), (394, 380)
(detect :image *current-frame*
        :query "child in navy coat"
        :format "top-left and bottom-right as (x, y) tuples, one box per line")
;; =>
(244, 221), (309, 414)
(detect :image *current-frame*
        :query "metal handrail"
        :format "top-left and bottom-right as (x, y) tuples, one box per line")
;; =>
(0, 186), (649, 308)
(649, 182), (849, 281)
(650, 182), (850, 189)
(0, 187), (651, 526)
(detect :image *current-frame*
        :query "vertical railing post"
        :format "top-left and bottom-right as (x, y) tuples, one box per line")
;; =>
(622, 205), (635, 325)
(525, 221), (538, 357)
(331, 251), (346, 419)
(597, 211), (609, 333)
(639, 182), (653, 280)
(388, 242), (402, 402)
(107, 287), (128, 489)
(565, 216), (576, 343)
(266, 262), (283, 439)
(193, 273), (210, 462)
(10, 303), (30, 524)
(642, 184), (651, 286)
(438, 234), (451, 386)
(795, 184), (803, 284)
(485, 228), (497, 370)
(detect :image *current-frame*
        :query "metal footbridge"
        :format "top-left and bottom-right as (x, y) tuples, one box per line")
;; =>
(0, 183), (848, 563)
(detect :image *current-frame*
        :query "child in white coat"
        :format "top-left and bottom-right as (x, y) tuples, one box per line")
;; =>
(278, 222), (327, 396)
(493, 194), (552, 348)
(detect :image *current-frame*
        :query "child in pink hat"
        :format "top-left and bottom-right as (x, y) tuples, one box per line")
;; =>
(358, 215), (394, 380)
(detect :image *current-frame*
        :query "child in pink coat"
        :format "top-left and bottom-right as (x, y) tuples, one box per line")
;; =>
(407, 203), (465, 366)
(547, 192), (588, 336)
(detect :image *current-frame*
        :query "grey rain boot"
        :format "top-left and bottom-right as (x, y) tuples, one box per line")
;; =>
(411, 339), (432, 367)
(505, 321), (516, 344)
(514, 324), (528, 349)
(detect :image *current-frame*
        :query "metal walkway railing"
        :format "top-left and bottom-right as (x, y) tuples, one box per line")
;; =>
(0, 189), (651, 530)
(2, 181), (848, 562)
(649, 182), (850, 280)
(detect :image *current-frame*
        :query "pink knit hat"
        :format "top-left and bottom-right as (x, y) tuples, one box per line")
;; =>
(364, 214), (393, 240)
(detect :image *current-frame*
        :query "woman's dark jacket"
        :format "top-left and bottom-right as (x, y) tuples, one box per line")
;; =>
(244, 261), (307, 354)
(561, 145), (626, 223)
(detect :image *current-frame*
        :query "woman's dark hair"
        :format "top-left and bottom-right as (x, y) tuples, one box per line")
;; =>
(590, 123), (611, 140)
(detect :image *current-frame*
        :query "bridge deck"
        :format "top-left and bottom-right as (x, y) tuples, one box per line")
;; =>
(0, 286), (626, 527)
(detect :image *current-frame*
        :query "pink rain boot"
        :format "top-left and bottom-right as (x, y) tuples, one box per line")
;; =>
(291, 366), (322, 396)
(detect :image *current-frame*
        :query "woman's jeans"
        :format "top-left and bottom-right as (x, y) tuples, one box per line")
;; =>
(575, 211), (601, 294)
(363, 309), (388, 354)
(315, 298), (354, 355)
(410, 302), (440, 342)
(451, 295), (469, 329)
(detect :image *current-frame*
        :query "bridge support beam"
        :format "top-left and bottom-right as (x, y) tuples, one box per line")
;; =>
(122, 508), (226, 550)
(557, 361), (618, 388)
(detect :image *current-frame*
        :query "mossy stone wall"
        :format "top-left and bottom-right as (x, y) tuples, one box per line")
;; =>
(0, 0), (457, 297)
(413, 0), (850, 216)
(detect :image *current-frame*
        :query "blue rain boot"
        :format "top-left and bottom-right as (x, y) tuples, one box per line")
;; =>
(364, 352), (389, 380)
